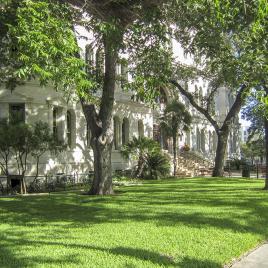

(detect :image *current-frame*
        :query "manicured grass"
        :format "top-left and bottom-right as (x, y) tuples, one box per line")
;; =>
(0, 177), (268, 267)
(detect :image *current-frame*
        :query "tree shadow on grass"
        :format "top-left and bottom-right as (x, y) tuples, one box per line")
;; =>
(0, 180), (267, 237)
(0, 234), (222, 267)
(0, 178), (267, 267)
(0, 237), (79, 268)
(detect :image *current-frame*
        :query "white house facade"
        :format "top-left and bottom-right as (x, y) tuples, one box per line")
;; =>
(0, 27), (241, 179)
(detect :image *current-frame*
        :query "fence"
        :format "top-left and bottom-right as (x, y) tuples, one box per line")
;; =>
(0, 172), (94, 194)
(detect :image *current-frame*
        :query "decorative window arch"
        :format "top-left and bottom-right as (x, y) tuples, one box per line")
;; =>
(201, 129), (206, 152)
(208, 131), (212, 152)
(122, 118), (129, 145)
(113, 116), (121, 150)
(138, 120), (144, 138)
(53, 107), (59, 139)
(66, 110), (76, 148)
(196, 127), (201, 151)
(53, 106), (66, 142)
(212, 131), (217, 151)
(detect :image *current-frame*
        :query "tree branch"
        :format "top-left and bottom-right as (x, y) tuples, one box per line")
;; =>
(81, 100), (101, 137)
(222, 84), (247, 130)
(170, 79), (220, 132)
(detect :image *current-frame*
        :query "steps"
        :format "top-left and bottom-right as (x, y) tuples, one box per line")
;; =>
(175, 151), (214, 177)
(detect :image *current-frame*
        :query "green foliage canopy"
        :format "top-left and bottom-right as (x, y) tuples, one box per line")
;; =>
(0, 0), (92, 98)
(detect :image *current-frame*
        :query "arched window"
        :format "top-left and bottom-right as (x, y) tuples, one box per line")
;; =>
(138, 120), (144, 138)
(67, 111), (72, 148)
(208, 131), (212, 152)
(114, 117), (121, 150)
(196, 127), (201, 151)
(66, 110), (76, 148)
(201, 129), (206, 152)
(122, 118), (129, 145)
(53, 107), (58, 139)
(212, 131), (217, 151)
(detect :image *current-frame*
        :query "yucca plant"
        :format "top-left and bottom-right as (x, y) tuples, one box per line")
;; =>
(121, 137), (165, 178)
(144, 151), (171, 180)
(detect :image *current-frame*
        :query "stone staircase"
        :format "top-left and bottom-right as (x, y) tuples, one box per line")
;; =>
(175, 151), (214, 177)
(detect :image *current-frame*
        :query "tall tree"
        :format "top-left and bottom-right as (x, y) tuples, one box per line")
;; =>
(242, 91), (268, 190)
(0, 0), (172, 194)
(167, 0), (267, 176)
(160, 100), (192, 176)
(1, 0), (267, 190)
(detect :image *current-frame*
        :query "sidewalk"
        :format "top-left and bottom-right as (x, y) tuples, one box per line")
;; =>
(231, 243), (268, 268)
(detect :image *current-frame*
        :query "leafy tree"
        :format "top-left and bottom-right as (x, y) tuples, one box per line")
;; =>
(0, 0), (90, 93)
(29, 122), (66, 183)
(241, 140), (265, 165)
(1, 0), (267, 192)
(0, 120), (65, 194)
(242, 91), (268, 189)
(0, 121), (33, 193)
(242, 96), (265, 141)
(0, 0), (171, 194)
(168, 0), (267, 177)
(160, 100), (192, 176)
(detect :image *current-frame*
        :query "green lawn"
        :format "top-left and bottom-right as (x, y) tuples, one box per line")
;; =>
(0, 177), (268, 268)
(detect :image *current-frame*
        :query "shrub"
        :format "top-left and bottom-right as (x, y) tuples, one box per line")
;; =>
(143, 151), (171, 180)
(121, 137), (170, 179)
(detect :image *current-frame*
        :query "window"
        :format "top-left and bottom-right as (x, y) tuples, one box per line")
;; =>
(122, 118), (129, 145)
(9, 103), (25, 123)
(66, 110), (76, 148)
(114, 117), (121, 150)
(53, 108), (58, 139)
(196, 128), (201, 151)
(67, 111), (72, 148)
(212, 131), (217, 151)
(201, 129), (206, 152)
(138, 120), (144, 138)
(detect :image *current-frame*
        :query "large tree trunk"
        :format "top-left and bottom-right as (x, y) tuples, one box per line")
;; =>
(170, 80), (247, 178)
(82, 31), (122, 195)
(212, 130), (229, 177)
(90, 137), (113, 194)
(264, 118), (268, 190)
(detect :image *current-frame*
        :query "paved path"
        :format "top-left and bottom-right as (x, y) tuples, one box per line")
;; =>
(231, 243), (268, 268)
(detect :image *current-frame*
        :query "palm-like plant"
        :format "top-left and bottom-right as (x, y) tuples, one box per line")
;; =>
(121, 137), (161, 178)
(160, 100), (192, 176)
(144, 151), (171, 180)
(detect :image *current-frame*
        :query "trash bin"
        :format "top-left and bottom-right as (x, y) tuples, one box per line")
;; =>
(242, 164), (250, 178)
